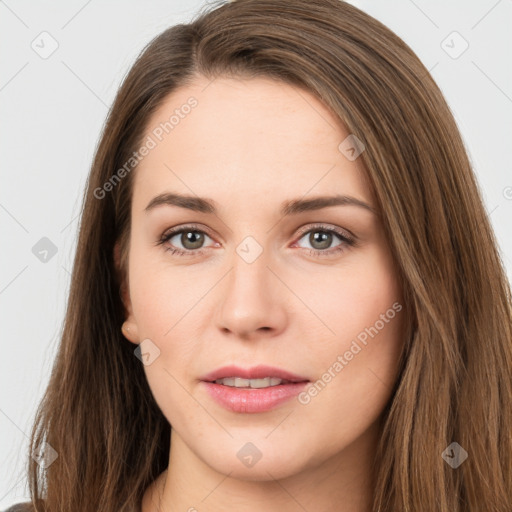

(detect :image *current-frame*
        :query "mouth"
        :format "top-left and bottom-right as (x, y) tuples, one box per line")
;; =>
(208, 376), (306, 388)
(200, 365), (310, 413)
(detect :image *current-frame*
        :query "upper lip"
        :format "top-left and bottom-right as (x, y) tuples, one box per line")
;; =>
(201, 365), (309, 383)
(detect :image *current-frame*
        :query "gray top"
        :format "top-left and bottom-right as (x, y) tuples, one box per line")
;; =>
(3, 504), (33, 512)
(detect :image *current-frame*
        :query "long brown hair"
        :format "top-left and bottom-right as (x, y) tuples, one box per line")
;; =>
(23, 0), (512, 510)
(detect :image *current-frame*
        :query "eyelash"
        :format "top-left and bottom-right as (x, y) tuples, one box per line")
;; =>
(156, 223), (356, 259)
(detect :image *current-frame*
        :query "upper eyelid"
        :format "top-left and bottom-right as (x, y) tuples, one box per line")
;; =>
(161, 223), (217, 241)
(294, 223), (354, 240)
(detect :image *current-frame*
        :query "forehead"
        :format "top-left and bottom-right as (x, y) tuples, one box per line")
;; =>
(132, 75), (374, 213)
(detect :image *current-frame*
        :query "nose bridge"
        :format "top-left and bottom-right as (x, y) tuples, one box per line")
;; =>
(225, 214), (272, 283)
(228, 234), (273, 302)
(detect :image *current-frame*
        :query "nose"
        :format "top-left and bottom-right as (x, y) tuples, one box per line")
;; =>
(215, 246), (287, 340)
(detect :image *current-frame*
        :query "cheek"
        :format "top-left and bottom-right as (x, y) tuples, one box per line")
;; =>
(306, 319), (403, 448)
(128, 244), (204, 338)
(294, 242), (402, 357)
(294, 245), (404, 428)
(128, 256), (204, 422)
(130, 271), (170, 338)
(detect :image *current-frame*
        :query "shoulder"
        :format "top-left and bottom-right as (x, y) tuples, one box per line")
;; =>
(3, 503), (34, 512)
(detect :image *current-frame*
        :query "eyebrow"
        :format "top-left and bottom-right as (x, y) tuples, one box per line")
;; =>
(144, 192), (377, 216)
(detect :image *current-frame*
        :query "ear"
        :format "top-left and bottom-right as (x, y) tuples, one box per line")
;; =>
(114, 241), (140, 345)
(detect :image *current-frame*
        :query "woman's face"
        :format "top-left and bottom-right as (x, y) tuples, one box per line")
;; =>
(120, 75), (405, 481)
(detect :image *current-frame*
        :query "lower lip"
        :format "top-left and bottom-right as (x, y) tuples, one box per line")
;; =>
(201, 381), (309, 413)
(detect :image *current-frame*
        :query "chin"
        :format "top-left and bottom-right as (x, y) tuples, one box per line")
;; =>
(199, 438), (316, 482)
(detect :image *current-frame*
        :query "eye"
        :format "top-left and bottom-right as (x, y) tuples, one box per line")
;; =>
(293, 224), (356, 258)
(156, 225), (217, 256)
(156, 223), (356, 258)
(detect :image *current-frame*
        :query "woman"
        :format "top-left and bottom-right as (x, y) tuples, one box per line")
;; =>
(7, 0), (512, 510)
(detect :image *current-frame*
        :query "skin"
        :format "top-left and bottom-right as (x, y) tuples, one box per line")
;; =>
(118, 75), (405, 512)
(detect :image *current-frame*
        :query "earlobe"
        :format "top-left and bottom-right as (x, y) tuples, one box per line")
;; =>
(121, 319), (140, 345)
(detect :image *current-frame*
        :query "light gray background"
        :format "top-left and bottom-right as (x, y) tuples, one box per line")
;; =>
(1, 0), (511, 507)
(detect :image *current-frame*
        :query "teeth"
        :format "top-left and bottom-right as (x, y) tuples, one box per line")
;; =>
(214, 377), (285, 388)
